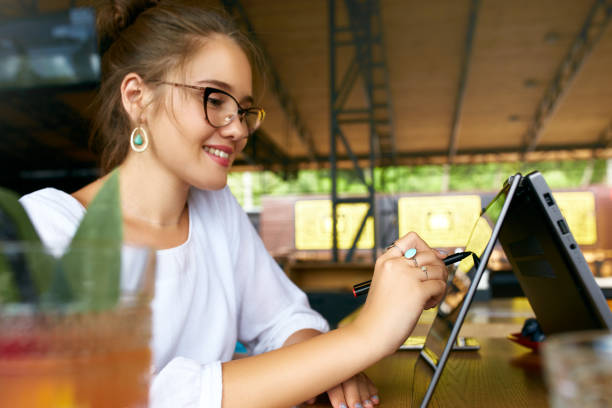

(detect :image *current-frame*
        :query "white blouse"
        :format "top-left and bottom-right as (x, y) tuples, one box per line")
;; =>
(20, 186), (329, 407)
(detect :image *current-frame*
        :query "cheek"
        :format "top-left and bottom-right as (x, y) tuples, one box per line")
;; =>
(236, 138), (248, 153)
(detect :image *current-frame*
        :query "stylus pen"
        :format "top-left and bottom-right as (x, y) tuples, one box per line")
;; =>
(352, 251), (474, 297)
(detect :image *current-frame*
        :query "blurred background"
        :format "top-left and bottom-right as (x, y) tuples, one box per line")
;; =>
(1, 0), (611, 325)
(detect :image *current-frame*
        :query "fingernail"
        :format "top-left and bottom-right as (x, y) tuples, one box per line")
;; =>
(354, 404), (363, 408)
(339, 404), (347, 408)
(371, 395), (380, 403)
(437, 249), (449, 255)
(364, 400), (373, 407)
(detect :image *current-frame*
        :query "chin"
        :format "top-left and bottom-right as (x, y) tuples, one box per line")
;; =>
(193, 177), (227, 191)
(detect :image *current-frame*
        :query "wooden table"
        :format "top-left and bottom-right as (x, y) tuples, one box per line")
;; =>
(310, 299), (549, 407)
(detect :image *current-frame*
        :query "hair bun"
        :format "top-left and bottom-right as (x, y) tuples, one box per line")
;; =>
(97, 0), (161, 55)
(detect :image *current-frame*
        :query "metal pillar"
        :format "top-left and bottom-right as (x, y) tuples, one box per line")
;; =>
(329, 0), (395, 262)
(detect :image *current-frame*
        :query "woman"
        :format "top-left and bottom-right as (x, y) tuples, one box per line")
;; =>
(19, 1), (448, 407)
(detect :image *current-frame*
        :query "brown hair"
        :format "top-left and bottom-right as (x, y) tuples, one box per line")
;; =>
(91, 0), (264, 173)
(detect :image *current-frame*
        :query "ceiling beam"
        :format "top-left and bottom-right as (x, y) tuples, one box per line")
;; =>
(278, 143), (612, 167)
(523, 0), (612, 153)
(239, 128), (294, 173)
(596, 119), (612, 147)
(220, 0), (318, 163)
(448, 0), (480, 162)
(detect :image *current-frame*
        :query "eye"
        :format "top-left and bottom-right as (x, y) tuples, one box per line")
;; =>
(206, 91), (233, 109)
(207, 97), (224, 107)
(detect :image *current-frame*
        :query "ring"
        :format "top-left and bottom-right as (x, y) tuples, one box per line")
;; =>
(385, 242), (404, 254)
(421, 265), (428, 279)
(404, 247), (417, 259)
(413, 257), (419, 267)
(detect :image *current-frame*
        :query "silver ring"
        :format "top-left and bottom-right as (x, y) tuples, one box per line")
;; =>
(413, 257), (419, 268)
(421, 265), (428, 279)
(385, 242), (403, 254)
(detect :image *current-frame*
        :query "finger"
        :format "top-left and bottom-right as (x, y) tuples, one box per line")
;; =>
(387, 249), (447, 283)
(424, 293), (444, 309)
(326, 384), (348, 408)
(361, 373), (379, 404)
(435, 248), (448, 259)
(384, 242), (405, 257)
(395, 231), (436, 256)
(381, 233), (445, 266)
(362, 372), (378, 398)
(342, 377), (364, 408)
(420, 279), (447, 307)
(371, 257), (444, 288)
(415, 264), (448, 283)
(356, 373), (374, 408)
(378, 243), (404, 262)
(409, 251), (448, 282)
(411, 250), (444, 267)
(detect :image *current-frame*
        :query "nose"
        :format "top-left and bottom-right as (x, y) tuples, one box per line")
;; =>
(218, 115), (249, 142)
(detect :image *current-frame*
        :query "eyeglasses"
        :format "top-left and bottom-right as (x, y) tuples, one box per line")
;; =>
(160, 82), (265, 134)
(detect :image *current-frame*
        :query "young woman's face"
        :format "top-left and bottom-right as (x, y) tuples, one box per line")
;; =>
(146, 34), (254, 190)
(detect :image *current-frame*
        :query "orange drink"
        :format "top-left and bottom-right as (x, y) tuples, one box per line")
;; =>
(0, 243), (155, 408)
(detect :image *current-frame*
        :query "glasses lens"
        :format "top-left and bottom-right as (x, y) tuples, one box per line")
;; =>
(244, 110), (263, 133)
(205, 91), (237, 127)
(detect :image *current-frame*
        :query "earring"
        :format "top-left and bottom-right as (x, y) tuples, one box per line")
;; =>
(130, 126), (149, 153)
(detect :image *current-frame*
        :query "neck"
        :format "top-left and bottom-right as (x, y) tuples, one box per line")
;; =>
(118, 158), (190, 227)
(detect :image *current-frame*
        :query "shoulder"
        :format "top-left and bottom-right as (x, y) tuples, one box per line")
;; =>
(20, 187), (85, 216)
(19, 188), (85, 248)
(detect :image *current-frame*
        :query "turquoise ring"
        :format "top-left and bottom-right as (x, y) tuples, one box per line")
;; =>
(404, 247), (417, 259)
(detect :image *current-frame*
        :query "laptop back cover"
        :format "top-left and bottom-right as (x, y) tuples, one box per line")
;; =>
(498, 171), (612, 333)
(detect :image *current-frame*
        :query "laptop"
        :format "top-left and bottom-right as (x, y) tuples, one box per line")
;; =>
(411, 171), (612, 408)
(498, 171), (612, 334)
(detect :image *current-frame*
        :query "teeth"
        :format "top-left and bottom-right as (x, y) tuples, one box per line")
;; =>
(204, 146), (229, 159)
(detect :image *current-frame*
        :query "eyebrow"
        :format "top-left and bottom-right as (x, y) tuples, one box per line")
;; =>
(195, 79), (254, 105)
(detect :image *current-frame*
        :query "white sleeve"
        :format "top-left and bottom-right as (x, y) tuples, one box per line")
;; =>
(18, 188), (85, 251)
(149, 357), (222, 408)
(222, 188), (330, 355)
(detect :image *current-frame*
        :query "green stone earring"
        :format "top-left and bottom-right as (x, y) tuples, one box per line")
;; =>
(130, 126), (149, 153)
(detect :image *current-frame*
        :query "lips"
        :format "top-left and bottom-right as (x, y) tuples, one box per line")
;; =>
(203, 144), (233, 167)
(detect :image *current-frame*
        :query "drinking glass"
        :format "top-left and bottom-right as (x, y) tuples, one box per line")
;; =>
(542, 330), (612, 408)
(0, 242), (155, 408)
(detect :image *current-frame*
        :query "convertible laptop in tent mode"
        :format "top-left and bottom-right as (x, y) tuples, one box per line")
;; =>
(411, 171), (612, 408)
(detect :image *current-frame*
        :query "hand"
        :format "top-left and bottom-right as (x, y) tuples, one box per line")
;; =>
(352, 232), (448, 355)
(301, 372), (379, 408)
(326, 372), (379, 408)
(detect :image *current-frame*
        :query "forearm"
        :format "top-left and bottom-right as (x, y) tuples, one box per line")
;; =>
(282, 328), (322, 347)
(221, 325), (382, 408)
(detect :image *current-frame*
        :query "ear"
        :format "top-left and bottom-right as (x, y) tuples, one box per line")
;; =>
(120, 73), (151, 124)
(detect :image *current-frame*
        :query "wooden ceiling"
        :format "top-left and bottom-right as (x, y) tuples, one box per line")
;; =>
(1, 0), (612, 186)
(243, 0), (612, 168)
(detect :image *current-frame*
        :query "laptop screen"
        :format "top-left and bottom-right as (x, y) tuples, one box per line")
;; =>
(411, 174), (521, 408)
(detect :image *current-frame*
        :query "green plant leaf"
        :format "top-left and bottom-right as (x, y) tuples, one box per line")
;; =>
(62, 169), (123, 311)
(0, 188), (54, 302)
(0, 188), (40, 242)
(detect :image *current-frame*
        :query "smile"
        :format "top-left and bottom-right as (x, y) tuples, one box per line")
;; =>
(203, 146), (230, 159)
